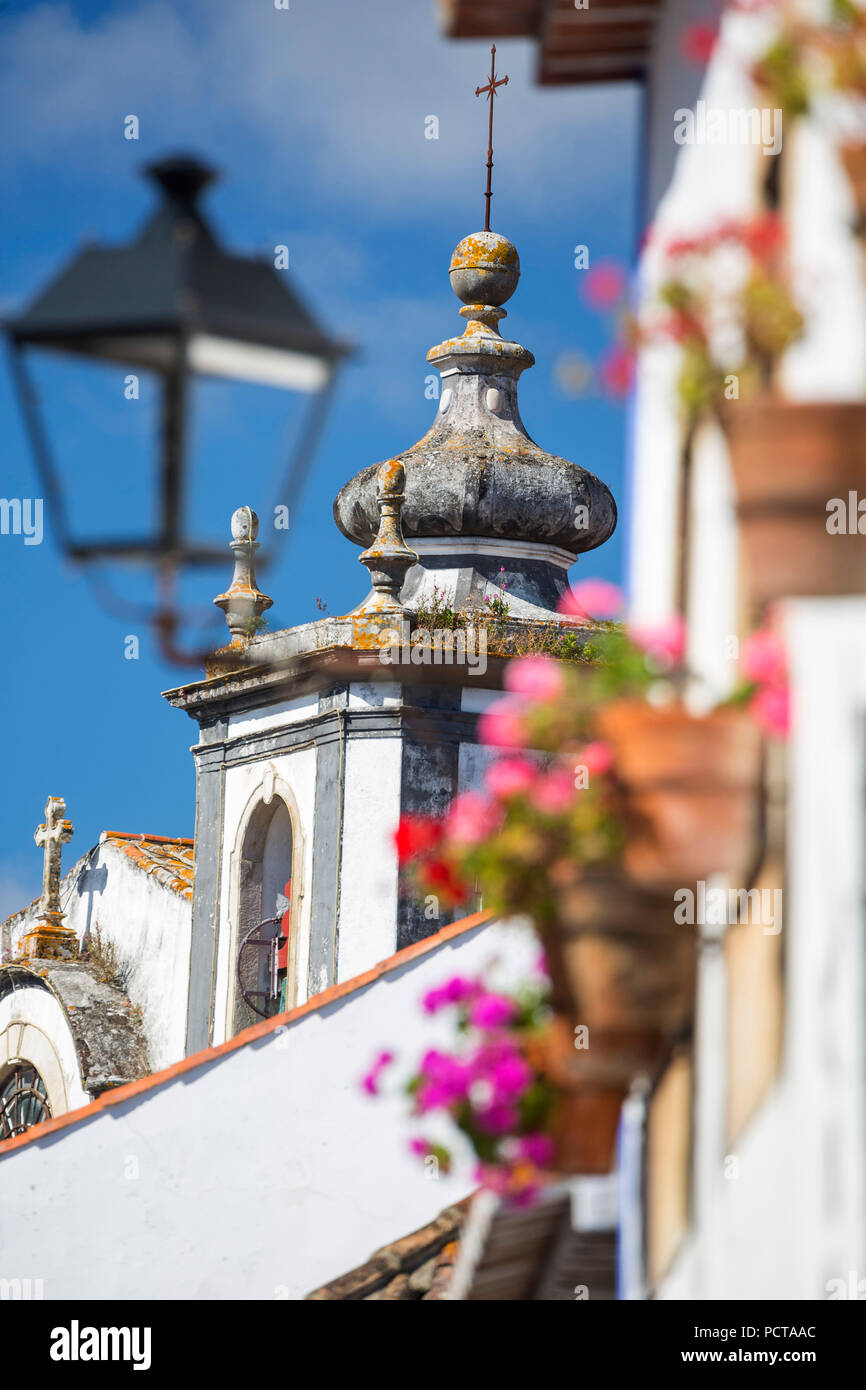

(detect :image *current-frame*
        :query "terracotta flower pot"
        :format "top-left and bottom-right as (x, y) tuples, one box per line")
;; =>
(722, 397), (866, 606)
(595, 699), (763, 890)
(531, 869), (698, 1173)
(840, 141), (866, 230)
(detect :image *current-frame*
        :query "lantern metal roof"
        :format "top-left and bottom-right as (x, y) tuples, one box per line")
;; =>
(7, 154), (348, 391)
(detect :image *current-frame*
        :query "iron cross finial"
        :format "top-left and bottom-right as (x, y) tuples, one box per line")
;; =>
(475, 44), (509, 233)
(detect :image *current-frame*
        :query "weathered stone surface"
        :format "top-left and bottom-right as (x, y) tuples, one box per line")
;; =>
(333, 229), (616, 619)
(334, 414), (616, 555)
(8, 960), (151, 1095)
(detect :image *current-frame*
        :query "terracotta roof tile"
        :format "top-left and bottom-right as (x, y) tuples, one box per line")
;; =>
(0, 909), (493, 1159)
(100, 832), (194, 901)
(305, 1202), (470, 1301)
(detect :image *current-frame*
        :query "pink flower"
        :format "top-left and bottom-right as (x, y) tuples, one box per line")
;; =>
(485, 756), (538, 800)
(473, 1161), (511, 1196)
(445, 790), (502, 845)
(505, 655), (566, 702)
(559, 578), (624, 621)
(741, 629), (787, 687)
(598, 344), (635, 397)
(408, 1137), (429, 1157)
(517, 1132), (556, 1167)
(629, 614), (687, 668)
(751, 684), (790, 739)
(578, 740), (614, 777)
(582, 261), (626, 310)
(528, 768), (576, 815)
(468, 993), (518, 1030)
(478, 699), (528, 749)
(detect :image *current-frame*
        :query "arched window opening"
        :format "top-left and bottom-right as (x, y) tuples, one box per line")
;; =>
(234, 799), (293, 1035)
(0, 1064), (52, 1141)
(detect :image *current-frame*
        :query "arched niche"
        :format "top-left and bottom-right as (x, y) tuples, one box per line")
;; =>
(231, 785), (302, 1037)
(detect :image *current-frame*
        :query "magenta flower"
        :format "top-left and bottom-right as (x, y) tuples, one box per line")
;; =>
(444, 975), (480, 1003)
(517, 1132), (556, 1167)
(445, 790), (502, 845)
(477, 699), (529, 750)
(559, 578), (624, 621)
(751, 684), (790, 739)
(468, 992), (518, 1030)
(629, 614), (687, 667)
(504, 655), (566, 702)
(416, 1050), (470, 1111)
(360, 1049), (394, 1096)
(484, 756), (538, 800)
(582, 261), (626, 310)
(477, 1102), (519, 1136)
(422, 976), (480, 1013)
(475, 1045), (532, 1102)
(741, 629), (787, 687)
(408, 1137), (430, 1157)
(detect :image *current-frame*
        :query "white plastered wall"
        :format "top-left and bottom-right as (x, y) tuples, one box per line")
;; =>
(0, 916), (537, 1301)
(631, 7), (866, 689)
(0, 985), (89, 1120)
(658, 601), (866, 1299)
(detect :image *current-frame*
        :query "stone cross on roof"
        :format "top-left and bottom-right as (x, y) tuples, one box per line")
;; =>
(20, 796), (76, 962)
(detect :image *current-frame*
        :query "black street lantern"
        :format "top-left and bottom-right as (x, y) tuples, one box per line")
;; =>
(5, 154), (348, 648)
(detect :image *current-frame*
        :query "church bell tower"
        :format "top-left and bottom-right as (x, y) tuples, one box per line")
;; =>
(165, 229), (616, 1054)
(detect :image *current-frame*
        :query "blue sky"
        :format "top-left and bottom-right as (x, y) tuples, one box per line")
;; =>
(0, 0), (640, 915)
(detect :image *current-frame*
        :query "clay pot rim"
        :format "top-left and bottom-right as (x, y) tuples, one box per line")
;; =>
(597, 696), (755, 728)
(719, 396), (866, 430)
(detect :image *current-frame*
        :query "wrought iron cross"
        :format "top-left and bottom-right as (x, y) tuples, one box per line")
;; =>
(475, 44), (509, 232)
(34, 796), (74, 922)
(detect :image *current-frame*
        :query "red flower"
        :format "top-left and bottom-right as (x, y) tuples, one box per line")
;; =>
(662, 308), (706, 345)
(425, 857), (470, 903)
(742, 212), (786, 264)
(394, 814), (442, 864)
(680, 22), (719, 67)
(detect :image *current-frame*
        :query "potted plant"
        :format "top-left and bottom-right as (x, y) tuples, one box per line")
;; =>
(360, 967), (567, 1201)
(750, 0), (866, 229)
(393, 588), (786, 1170)
(644, 213), (866, 605)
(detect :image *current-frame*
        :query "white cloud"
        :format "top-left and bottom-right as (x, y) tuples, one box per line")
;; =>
(0, 0), (633, 220)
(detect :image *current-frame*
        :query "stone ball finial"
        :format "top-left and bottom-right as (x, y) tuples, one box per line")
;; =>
(449, 231), (520, 307)
(230, 505), (258, 542)
(214, 504), (272, 641)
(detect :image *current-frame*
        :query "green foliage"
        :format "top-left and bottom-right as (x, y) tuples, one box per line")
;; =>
(754, 36), (812, 118)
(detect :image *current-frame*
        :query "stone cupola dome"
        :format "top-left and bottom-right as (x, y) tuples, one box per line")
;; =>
(334, 231), (616, 618)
